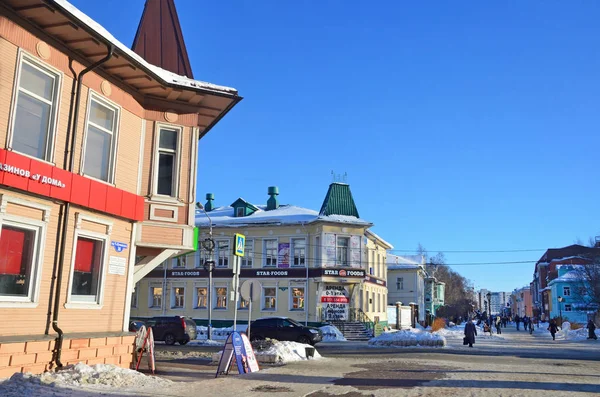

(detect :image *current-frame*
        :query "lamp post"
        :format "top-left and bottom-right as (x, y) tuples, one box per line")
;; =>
(196, 203), (215, 340)
(486, 292), (492, 315)
(557, 296), (564, 325)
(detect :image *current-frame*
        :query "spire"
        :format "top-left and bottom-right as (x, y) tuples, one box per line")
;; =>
(131, 0), (194, 78)
(319, 183), (360, 218)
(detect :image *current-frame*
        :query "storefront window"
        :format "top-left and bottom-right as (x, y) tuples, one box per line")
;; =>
(196, 287), (207, 308)
(292, 239), (306, 267)
(0, 225), (36, 298)
(262, 287), (276, 310)
(70, 236), (104, 303)
(150, 286), (162, 308)
(215, 287), (228, 309)
(291, 286), (305, 310)
(239, 298), (249, 310)
(172, 287), (185, 308)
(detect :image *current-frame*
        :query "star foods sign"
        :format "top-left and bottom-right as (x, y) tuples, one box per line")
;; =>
(323, 269), (365, 278)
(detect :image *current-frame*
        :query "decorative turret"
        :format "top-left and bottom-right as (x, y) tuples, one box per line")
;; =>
(204, 193), (214, 212)
(319, 183), (359, 217)
(266, 186), (279, 211)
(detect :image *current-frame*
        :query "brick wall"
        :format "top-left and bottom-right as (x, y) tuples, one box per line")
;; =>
(0, 335), (135, 379)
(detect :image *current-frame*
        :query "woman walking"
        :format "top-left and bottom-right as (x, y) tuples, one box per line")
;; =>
(465, 319), (478, 348)
(587, 319), (597, 340)
(548, 319), (559, 341)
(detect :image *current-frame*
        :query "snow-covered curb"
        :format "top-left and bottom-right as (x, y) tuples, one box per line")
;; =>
(320, 325), (347, 342)
(369, 329), (446, 347)
(212, 341), (322, 365)
(0, 363), (170, 397)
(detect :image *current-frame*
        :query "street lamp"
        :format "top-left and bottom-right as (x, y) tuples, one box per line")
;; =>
(557, 296), (564, 325)
(196, 203), (215, 340)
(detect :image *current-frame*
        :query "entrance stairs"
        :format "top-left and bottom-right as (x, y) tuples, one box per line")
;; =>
(330, 321), (373, 341)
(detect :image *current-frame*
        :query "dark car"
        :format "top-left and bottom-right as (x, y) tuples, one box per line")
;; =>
(248, 317), (323, 345)
(145, 316), (197, 345)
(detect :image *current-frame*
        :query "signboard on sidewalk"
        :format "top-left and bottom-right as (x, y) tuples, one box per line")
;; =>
(215, 331), (260, 377)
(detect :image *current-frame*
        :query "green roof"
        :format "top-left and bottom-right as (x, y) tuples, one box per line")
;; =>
(319, 183), (360, 217)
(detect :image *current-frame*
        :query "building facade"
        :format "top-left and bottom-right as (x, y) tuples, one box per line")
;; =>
(386, 255), (426, 322)
(132, 183), (393, 326)
(0, 0), (239, 377)
(548, 265), (595, 324)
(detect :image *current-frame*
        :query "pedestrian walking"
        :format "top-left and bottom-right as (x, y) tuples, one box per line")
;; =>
(587, 319), (597, 340)
(515, 315), (520, 331)
(548, 319), (559, 341)
(464, 319), (478, 348)
(523, 316), (529, 331)
(495, 316), (502, 334)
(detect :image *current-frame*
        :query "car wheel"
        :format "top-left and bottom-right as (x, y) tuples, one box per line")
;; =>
(297, 335), (311, 345)
(164, 333), (176, 345)
(178, 340), (189, 345)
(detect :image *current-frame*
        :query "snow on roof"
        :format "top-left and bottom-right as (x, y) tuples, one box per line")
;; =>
(195, 203), (372, 227)
(387, 254), (425, 266)
(50, 0), (238, 95)
(548, 270), (585, 284)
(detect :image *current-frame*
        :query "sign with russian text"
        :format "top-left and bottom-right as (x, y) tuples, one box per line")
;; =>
(277, 243), (290, 268)
(321, 285), (350, 321)
(215, 331), (259, 377)
(111, 241), (128, 252)
(108, 256), (126, 275)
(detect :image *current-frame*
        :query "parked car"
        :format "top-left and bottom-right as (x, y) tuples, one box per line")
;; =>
(145, 316), (197, 345)
(247, 317), (323, 345)
(128, 320), (145, 333)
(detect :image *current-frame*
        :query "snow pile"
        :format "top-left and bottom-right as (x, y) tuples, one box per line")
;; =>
(434, 328), (464, 338)
(187, 339), (224, 346)
(369, 329), (446, 347)
(320, 325), (347, 342)
(196, 325), (247, 340)
(258, 341), (322, 363)
(0, 363), (171, 396)
(556, 321), (600, 340)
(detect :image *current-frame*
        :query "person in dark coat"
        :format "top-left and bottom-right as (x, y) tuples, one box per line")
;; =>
(495, 316), (502, 334)
(464, 320), (477, 347)
(548, 319), (559, 340)
(587, 320), (597, 340)
(515, 315), (521, 330)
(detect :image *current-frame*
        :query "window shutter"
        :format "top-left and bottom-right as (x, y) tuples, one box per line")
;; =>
(75, 238), (95, 272)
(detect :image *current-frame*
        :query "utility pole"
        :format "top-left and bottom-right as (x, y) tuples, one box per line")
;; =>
(197, 203), (215, 340)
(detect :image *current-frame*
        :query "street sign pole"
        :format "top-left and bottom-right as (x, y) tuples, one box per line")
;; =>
(247, 283), (253, 340)
(232, 234), (245, 332)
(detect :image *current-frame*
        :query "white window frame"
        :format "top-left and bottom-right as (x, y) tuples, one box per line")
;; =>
(65, 213), (112, 309)
(397, 277), (404, 290)
(171, 285), (185, 309)
(193, 283), (208, 309)
(0, 196), (50, 308)
(216, 239), (230, 268)
(172, 254), (187, 269)
(563, 286), (571, 297)
(241, 239), (253, 268)
(261, 285), (278, 312)
(291, 238), (306, 267)
(148, 283), (163, 309)
(80, 91), (121, 185)
(564, 304), (572, 312)
(8, 50), (63, 164)
(263, 238), (278, 268)
(151, 123), (182, 200)
(289, 283), (306, 311)
(336, 236), (350, 266)
(214, 285), (228, 310)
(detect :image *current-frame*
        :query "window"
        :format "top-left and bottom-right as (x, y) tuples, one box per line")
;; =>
(0, 224), (40, 300)
(241, 240), (253, 267)
(290, 286), (305, 310)
(564, 304), (572, 312)
(195, 287), (207, 308)
(337, 237), (349, 266)
(70, 236), (105, 303)
(215, 286), (227, 309)
(369, 250), (374, 275)
(264, 239), (277, 267)
(172, 255), (186, 268)
(239, 298), (249, 310)
(156, 127), (179, 196)
(236, 207), (245, 217)
(172, 287), (185, 308)
(396, 277), (404, 290)
(10, 55), (61, 161)
(216, 241), (229, 268)
(315, 236), (321, 266)
(292, 238), (306, 267)
(262, 287), (277, 310)
(196, 249), (212, 268)
(131, 287), (138, 308)
(83, 95), (119, 183)
(563, 287), (571, 296)
(150, 286), (162, 308)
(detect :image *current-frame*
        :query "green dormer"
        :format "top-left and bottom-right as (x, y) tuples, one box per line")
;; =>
(230, 198), (259, 217)
(319, 183), (360, 217)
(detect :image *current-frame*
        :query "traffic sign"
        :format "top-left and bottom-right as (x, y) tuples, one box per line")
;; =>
(240, 280), (260, 302)
(234, 233), (245, 257)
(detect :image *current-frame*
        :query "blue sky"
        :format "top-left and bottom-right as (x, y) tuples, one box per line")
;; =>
(72, 1), (600, 292)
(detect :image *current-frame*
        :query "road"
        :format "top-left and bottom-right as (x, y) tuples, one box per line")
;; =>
(147, 324), (600, 396)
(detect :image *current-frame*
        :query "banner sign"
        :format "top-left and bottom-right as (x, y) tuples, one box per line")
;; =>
(216, 332), (259, 377)
(321, 285), (350, 321)
(350, 235), (361, 268)
(277, 243), (290, 268)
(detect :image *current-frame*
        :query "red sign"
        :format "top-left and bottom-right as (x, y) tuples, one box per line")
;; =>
(321, 296), (349, 303)
(0, 149), (143, 221)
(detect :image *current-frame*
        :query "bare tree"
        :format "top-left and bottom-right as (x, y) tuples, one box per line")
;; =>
(573, 256), (600, 309)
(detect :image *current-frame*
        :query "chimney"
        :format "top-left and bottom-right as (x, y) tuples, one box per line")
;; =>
(266, 186), (279, 211)
(205, 193), (214, 212)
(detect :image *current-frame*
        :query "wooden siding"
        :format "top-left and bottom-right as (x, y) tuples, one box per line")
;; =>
(140, 224), (183, 246)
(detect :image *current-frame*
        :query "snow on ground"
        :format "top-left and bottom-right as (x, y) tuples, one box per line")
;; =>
(369, 329), (446, 347)
(0, 363), (171, 397)
(555, 322), (600, 341)
(195, 325), (247, 340)
(258, 341), (322, 363)
(320, 325), (347, 342)
(187, 339), (225, 346)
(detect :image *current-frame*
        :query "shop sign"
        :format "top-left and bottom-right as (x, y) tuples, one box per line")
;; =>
(321, 285), (350, 321)
(256, 270), (289, 277)
(364, 275), (387, 287)
(277, 243), (290, 268)
(0, 162), (66, 188)
(323, 269), (365, 278)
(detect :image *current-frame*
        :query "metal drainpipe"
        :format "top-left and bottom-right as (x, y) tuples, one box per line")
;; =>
(51, 44), (114, 369)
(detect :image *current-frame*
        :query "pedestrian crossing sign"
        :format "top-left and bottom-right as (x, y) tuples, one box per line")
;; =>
(234, 233), (245, 257)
